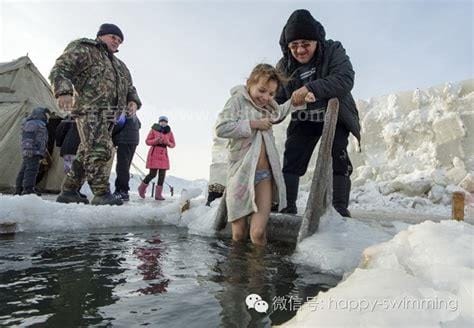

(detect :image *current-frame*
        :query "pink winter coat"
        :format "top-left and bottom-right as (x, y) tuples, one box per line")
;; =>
(145, 127), (175, 170)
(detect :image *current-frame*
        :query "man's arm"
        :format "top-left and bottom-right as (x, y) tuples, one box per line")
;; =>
(49, 41), (86, 98)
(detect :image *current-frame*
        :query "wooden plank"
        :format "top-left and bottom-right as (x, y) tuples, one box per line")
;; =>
(297, 98), (339, 243)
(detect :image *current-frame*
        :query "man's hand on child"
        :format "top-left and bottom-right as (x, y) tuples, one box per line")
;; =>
(291, 86), (310, 106)
(305, 92), (316, 103)
(250, 118), (272, 130)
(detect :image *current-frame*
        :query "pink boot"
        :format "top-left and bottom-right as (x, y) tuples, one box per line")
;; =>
(138, 181), (148, 199)
(155, 185), (165, 200)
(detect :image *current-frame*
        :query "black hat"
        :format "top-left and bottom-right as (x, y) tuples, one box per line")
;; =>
(97, 23), (124, 41)
(283, 9), (325, 44)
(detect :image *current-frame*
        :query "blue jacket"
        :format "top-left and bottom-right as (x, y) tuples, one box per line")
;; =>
(21, 107), (49, 157)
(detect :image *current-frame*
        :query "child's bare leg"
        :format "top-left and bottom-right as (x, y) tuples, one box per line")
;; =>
(231, 217), (248, 242)
(250, 178), (272, 246)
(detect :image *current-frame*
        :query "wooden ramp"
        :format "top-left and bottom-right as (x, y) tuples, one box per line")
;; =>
(214, 98), (340, 244)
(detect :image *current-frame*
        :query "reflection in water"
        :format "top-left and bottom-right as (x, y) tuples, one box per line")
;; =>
(134, 236), (169, 295)
(212, 241), (339, 327)
(0, 233), (128, 326)
(0, 226), (339, 327)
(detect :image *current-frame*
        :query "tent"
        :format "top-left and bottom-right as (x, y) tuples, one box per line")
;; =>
(0, 56), (66, 193)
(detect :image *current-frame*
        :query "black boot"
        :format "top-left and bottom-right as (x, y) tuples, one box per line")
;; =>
(280, 173), (299, 214)
(14, 187), (23, 195)
(21, 188), (41, 196)
(205, 191), (223, 206)
(57, 190), (89, 204)
(78, 192), (88, 200)
(333, 175), (351, 217)
(91, 192), (123, 206)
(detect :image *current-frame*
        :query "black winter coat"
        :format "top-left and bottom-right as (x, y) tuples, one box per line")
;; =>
(55, 120), (80, 157)
(112, 115), (141, 146)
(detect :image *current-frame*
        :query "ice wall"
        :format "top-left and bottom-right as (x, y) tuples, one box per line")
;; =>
(348, 79), (473, 205)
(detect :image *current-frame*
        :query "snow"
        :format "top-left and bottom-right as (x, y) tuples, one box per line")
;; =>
(292, 209), (398, 277)
(347, 80), (474, 215)
(281, 220), (473, 327)
(1, 80), (473, 326)
(0, 188), (202, 233)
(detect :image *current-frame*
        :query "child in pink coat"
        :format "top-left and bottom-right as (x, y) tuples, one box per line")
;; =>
(138, 116), (175, 200)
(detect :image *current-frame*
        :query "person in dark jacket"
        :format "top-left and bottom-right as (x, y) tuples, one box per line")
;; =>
(112, 112), (141, 201)
(15, 107), (50, 195)
(55, 118), (89, 202)
(275, 9), (361, 217)
(55, 118), (81, 173)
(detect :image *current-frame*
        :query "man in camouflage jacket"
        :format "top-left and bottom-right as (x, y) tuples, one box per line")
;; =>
(50, 23), (141, 206)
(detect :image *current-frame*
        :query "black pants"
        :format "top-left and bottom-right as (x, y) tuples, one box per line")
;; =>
(114, 144), (137, 192)
(143, 169), (166, 186)
(16, 155), (42, 191)
(282, 123), (352, 177)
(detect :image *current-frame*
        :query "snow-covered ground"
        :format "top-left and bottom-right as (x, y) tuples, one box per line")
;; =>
(283, 219), (473, 327)
(1, 80), (473, 327)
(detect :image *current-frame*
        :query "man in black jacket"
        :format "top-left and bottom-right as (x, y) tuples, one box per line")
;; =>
(112, 113), (141, 201)
(275, 9), (361, 217)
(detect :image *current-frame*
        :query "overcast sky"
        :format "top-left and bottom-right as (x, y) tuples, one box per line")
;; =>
(1, 0), (472, 180)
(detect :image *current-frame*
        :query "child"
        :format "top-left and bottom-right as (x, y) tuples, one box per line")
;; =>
(15, 107), (50, 195)
(138, 116), (175, 200)
(215, 64), (314, 246)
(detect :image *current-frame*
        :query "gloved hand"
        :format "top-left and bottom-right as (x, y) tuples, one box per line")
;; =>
(155, 135), (165, 145)
(116, 113), (126, 128)
(162, 125), (171, 134)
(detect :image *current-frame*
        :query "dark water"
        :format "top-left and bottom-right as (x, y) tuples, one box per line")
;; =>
(0, 226), (340, 327)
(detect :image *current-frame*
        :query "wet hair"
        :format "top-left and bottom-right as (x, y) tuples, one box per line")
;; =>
(246, 63), (288, 89)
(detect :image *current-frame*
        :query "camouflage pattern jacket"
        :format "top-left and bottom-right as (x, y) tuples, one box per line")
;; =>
(49, 38), (141, 115)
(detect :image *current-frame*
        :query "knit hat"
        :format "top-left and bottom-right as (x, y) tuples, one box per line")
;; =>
(97, 23), (124, 42)
(159, 116), (168, 123)
(283, 9), (325, 44)
(30, 107), (50, 122)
